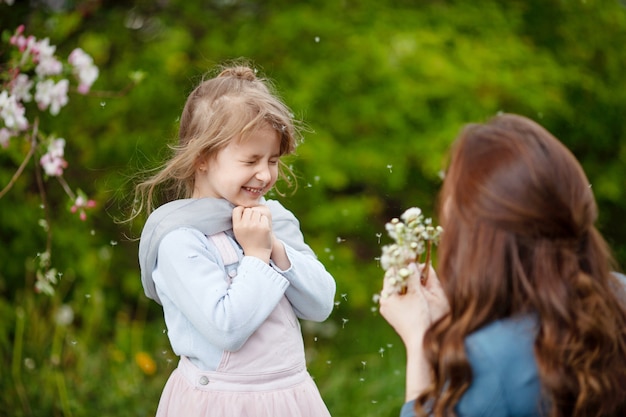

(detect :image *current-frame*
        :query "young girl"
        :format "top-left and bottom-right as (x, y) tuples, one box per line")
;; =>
(380, 113), (626, 417)
(135, 64), (336, 416)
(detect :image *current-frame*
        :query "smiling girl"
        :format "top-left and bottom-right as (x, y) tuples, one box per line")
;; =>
(134, 64), (335, 417)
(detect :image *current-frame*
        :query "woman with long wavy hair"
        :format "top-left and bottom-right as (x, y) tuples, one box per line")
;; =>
(380, 113), (626, 417)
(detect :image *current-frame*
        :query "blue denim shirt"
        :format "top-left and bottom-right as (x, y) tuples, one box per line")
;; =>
(400, 315), (543, 417)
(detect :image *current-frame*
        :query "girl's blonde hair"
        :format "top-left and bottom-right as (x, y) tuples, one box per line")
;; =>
(132, 63), (301, 218)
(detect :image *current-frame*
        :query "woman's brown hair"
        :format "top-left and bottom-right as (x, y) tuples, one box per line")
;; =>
(417, 113), (626, 416)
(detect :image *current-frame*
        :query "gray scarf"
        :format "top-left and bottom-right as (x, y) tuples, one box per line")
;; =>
(138, 197), (314, 305)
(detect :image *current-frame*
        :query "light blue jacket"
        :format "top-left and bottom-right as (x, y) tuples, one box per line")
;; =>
(139, 197), (336, 370)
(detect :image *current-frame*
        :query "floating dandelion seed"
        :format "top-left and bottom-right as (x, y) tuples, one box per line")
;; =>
(314, 36), (320, 43)
(376, 232), (382, 243)
(341, 318), (349, 328)
(387, 164), (393, 173)
(110, 240), (118, 246)
(314, 175), (320, 182)
(361, 361), (367, 369)
(341, 293), (348, 301)
(100, 101), (106, 107)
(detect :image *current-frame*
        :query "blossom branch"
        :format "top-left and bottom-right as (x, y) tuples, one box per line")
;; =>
(0, 117), (38, 199)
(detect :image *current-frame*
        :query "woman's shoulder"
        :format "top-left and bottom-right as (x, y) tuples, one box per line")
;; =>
(461, 315), (542, 416)
(465, 314), (538, 369)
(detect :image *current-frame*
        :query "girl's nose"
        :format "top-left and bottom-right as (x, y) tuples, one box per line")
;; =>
(255, 164), (271, 183)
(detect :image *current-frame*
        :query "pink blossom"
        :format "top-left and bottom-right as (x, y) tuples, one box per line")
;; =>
(0, 128), (12, 148)
(71, 195), (97, 221)
(39, 138), (67, 176)
(9, 26), (28, 51)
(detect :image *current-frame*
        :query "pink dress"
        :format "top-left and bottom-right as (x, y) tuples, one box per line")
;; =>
(154, 233), (331, 417)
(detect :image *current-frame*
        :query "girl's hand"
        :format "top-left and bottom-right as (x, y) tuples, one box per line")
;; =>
(232, 206), (272, 263)
(243, 205), (291, 269)
(379, 263), (449, 349)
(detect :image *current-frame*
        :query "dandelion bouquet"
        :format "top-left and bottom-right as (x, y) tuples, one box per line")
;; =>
(380, 207), (443, 295)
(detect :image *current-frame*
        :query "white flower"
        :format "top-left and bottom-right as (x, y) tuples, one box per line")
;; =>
(0, 90), (28, 130)
(35, 54), (63, 76)
(401, 207), (422, 223)
(68, 48), (92, 67)
(68, 48), (99, 93)
(33, 37), (56, 61)
(35, 79), (69, 115)
(11, 74), (33, 102)
(380, 207), (443, 295)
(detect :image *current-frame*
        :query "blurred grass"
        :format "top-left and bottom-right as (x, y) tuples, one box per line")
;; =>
(2, 280), (407, 417)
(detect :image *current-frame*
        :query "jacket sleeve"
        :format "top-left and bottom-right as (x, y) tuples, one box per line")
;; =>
(153, 227), (289, 351)
(272, 242), (336, 322)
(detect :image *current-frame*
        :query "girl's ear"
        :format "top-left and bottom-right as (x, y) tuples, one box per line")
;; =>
(195, 155), (208, 172)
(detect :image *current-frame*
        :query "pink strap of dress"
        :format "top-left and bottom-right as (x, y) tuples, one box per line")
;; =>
(208, 232), (306, 375)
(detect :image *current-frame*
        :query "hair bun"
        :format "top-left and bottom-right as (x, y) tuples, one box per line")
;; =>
(218, 66), (257, 81)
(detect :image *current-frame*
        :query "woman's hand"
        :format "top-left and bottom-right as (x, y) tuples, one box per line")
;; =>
(232, 206), (273, 263)
(379, 263), (449, 401)
(379, 263), (449, 349)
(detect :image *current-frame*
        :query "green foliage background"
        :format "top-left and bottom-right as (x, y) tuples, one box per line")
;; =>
(1, 1), (626, 416)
